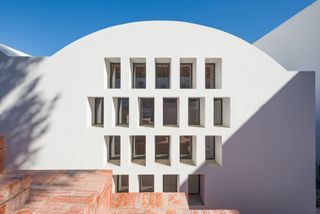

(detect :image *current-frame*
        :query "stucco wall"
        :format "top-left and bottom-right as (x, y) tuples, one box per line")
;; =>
(0, 21), (315, 213)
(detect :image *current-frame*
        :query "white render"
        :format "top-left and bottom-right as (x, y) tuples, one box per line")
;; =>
(0, 21), (315, 213)
(254, 0), (320, 162)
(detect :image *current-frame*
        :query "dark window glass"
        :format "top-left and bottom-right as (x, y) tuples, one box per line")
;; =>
(156, 63), (170, 88)
(188, 98), (200, 126)
(163, 175), (178, 192)
(205, 63), (215, 89)
(116, 175), (129, 192)
(188, 175), (200, 195)
(110, 63), (121, 88)
(205, 136), (215, 160)
(214, 98), (223, 125)
(117, 98), (129, 125)
(180, 63), (193, 88)
(180, 136), (192, 159)
(133, 63), (146, 88)
(109, 136), (120, 160)
(94, 98), (103, 125)
(140, 98), (154, 126)
(163, 98), (178, 126)
(132, 136), (146, 159)
(155, 136), (170, 159)
(139, 175), (154, 192)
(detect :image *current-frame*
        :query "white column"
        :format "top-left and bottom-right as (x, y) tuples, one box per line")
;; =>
(180, 96), (188, 129)
(171, 57), (180, 90)
(129, 174), (139, 192)
(129, 96), (138, 129)
(104, 96), (113, 129)
(205, 97), (213, 128)
(154, 173), (162, 192)
(154, 97), (163, 128)
(121, 57), (130, 90)
(196, 135), (205, 166)
(146, 135), (155, 167)
(121, 135), (130, 167)
(197, 57), (205, 90)
(179, 173), (188, 194)
(170, 134), (180, 167)
(146, 57), (155, 89)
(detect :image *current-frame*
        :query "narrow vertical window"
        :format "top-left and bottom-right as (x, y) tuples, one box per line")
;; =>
(108, 136), (120, 160)
(110, 63), (121, 88)
(155, 136), (170, 164)
(188, 175), (204, 205)
(133, 63), (146, 88)
(205, 63), (215, 89)
(163, 175), (178, 192)
(188, 98), (200, 126)
(205, 136), (215, 160)
(116, 175), (129, 192)
(140, 98), (154, 126)
(131, 136), (146, 165)
(163, 98), (178, 126)
(180, 63), (193, 88)
(94, 98), (103, 125)
(117, 98), (129, 126)
(180, 136), (192, 160)
(214, 98), (223, 126)
(139, 175), (154, 192)
(156, 63), (170, 88)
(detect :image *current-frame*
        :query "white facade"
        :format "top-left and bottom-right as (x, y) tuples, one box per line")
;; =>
(0, 21), (315, 213)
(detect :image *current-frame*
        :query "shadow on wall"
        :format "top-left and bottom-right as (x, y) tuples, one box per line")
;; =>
(181, 73), (315, 214)
(0, 52), (60, 170)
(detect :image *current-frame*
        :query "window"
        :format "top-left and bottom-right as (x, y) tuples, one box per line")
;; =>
(131, 136), (146, 160)
(116, 98), (129, 126)
(214, 98), (223, 126)
(139, 98), (154, 126)
(180, 136), (192, 160)
(163, 175), (178, 192)
(155, 136), (170, 161)
(163, 98), (178, 126)
(205, 63), (215, 89)
(205, 136), (215, 160)
(188, 175), (204, 205)
(110, 63), (121, 88)
(94, 98), (103, 126)
(188, 98), (200, 126)
(180, 63), (193, 88)
(156, 63), (170, 88)
(108, 136), (120, 160)
(139, 175), (154, 192)
(133, 63), (146, 88)
(116, 175), (129, 192)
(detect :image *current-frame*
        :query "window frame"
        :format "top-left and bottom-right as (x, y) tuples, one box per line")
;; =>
(180, 63), (193, 89)
(163, 98), (178, 126)
(188, 98), (200, 126)
(139, 98), (154, 126)
(205, 136), (215, 160)
(155, 63), (170, 89)
(108, 136), (120, 160)
(155, 136), (170, 160)
(94, 97), (104, 125)
(214, 98), (223, 126)
(116, 98), (129, 126)
(180, 136), (193, 160)
(132, 63), (146, 89)
(131, 136), (146, 159)
(205, 63), (215, 89)
(110, 62), (121, 88)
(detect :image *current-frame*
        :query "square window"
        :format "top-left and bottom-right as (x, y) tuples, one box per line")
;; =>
(131, 136), (146, 165)
(180, 136), (192, 160)
(139, 175), (154, 192)
(116, 175), (129, 192)
(155, 136), (170, 162)
(133, 63), (146, 88)
(163, 175), (178, 192)
(180, 63), (193, 88)
(156, 63), (170, 88)
(139, 98), (154, 126)
(163, 98), (178, 126)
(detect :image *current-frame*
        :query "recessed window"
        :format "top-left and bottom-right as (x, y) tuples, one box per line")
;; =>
(163, 175), (178, 192)
(115, 175), (129, 192)
(139, 98), (154, 126)
(188, 98), (200, 126)
(205, 136), (215, 160)
(110, 63), (121, 88)
(180, 63), (193, 88)
(132, 63), (146, 88)
(108, 136), (120, 160)
(155, 136), (170, 165)
(163, 98), (178, 126)
(188, 175), (204, 205)
(156, 63), (170, 88)
(131, 136), (146, 165)
(180, 136), (193, 165)
(139, 175), (154, 192)
(214, 98), (222, 125)
(205, 63), (215, 89)
(94, 97), (104, 126)
(116, 98), (129, 126)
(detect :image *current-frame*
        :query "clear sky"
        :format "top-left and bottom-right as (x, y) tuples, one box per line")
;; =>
(0, 0), (314, 56)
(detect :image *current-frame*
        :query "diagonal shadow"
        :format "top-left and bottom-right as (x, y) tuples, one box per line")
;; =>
(182, 72), (315, 214)
(0, 52), (60, 170)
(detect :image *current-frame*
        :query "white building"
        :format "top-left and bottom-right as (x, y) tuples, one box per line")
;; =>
(0, 21), (315, 213)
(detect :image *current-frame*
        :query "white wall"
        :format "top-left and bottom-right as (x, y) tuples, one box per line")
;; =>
(0, 21), (315, 214)
(255, 0), (320, 161)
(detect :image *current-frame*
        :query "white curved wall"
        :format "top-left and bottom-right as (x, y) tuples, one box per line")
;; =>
(0, 21), (315, 213)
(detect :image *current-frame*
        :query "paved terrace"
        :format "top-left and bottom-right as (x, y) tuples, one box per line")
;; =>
(0, 136), (239, 213)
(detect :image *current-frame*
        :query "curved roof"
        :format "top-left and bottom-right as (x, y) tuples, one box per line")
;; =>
(0, 44), (30, 57)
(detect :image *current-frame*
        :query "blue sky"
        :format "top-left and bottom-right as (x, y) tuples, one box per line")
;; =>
(0, 0), (314, 56)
